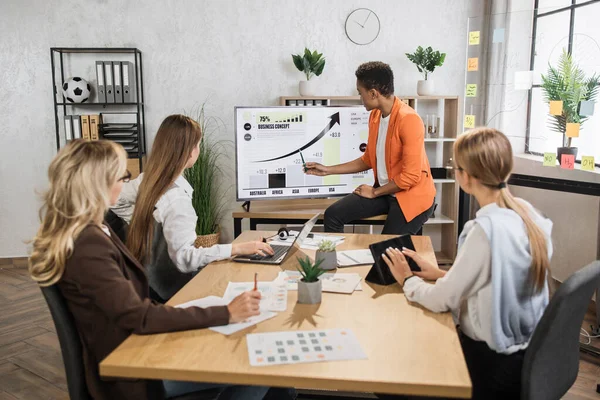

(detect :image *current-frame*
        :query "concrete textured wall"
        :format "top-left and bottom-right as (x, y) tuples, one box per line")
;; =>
(0, 0), (469, 256)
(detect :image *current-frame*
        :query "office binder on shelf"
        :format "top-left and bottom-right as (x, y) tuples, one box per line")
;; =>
(81, 115), (90, 140)
(89, 114), (101, 140)
(72, 115), (81, 141)
(95, 61), (106, 103)
(64, 115), (73, 141)
(113, 62), (123, 103)
(121, 61), (134, 103)
(104, 62), (115, 103)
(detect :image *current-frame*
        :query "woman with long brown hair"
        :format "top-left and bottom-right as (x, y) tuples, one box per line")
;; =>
(29, 140), (274, 400)
(380, 128), (553, 399)
(112, 114), (273, 301)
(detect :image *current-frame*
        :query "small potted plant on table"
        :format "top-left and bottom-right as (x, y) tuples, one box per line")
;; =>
(315, 239), (337, 271)
(297, 256), (325, 304)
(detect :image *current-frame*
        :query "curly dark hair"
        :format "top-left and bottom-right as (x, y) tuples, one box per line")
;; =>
(355, 61), (394, 96)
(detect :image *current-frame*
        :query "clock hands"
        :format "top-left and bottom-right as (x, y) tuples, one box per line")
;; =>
(362, 11), (372, 26)
(354, 20), (364, 28)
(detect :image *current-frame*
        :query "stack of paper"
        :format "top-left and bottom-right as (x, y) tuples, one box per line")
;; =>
(223, 281), (288, 312)
(175, 296), (277, 336)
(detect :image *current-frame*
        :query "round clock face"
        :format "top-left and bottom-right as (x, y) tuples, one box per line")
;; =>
(345, 8), (380, 45)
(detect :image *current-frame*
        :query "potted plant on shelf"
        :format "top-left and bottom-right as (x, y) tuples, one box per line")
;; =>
(405, 46), (446, 96)
(297, 256), (326, 304)
(540, 49), (599, 165)
(184, 104), (231, 248)
(292, 48), (325, 97)
(315, 239), (337, 271)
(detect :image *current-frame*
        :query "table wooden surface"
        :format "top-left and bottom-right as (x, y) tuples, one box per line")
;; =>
(99, 232), (471, 398)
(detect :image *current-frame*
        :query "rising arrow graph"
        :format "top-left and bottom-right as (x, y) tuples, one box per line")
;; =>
(254, 112), (341, 163)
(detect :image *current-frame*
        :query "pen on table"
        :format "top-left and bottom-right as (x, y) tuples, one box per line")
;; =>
(254, 273), (258, 291)
(299, 150), (306, 172)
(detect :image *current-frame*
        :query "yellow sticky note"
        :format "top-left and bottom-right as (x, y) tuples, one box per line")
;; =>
(464, 115), (475, 129)
(566, 122), (580, 138)
(466, 84), (477, 97)
(543, 153), (556, 166)
(549, 100), (563, 116)
(469, 31), (480, 45)
(582, 156), (595, 171)
(468, 57), (479, 71)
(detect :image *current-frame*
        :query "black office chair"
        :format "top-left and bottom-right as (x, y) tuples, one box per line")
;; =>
(40, 284), (93, 400)
(40, 284), (220, 400)
(521, 260), (600, 400)
(105, 209), (166, 304)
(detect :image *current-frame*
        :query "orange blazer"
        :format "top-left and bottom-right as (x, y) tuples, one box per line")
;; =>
(360, 97), (436, 222)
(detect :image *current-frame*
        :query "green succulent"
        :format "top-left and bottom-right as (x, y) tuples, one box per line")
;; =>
(405, 46), (446, 80)
(292, 48), (326, 81)
(540, 49), (600, 148)
(297, 256), (326, 283)
(317, 239), (336, 252)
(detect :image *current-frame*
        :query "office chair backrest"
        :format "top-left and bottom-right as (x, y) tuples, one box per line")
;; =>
(105, 209), (128, 243)
(521, 261), (600, 400)
(40, 285), (92, 400)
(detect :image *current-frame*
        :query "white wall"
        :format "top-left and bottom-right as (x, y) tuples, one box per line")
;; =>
(0, 0), (469, 256)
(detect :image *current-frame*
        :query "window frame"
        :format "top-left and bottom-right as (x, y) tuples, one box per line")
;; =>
(526, 0), (600, 166)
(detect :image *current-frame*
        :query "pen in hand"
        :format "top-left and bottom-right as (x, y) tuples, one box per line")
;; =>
(299, 150), (307, 172)
(254, 272), (258, 291)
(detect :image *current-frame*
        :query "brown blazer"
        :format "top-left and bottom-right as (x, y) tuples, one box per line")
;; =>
(58, 224), (230, 400)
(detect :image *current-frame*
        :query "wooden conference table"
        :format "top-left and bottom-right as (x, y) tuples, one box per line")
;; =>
(100, 232), (471, 398)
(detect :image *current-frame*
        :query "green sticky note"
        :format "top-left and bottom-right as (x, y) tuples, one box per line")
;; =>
(466, 84), (477, 97)
(582, 156), (595, 171)
(543, 153), (556, 166)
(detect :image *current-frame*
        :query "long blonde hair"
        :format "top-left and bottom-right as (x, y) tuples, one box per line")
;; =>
(29, 140), (127, 286)
(454, 128), (550, 292)
(127, 114), (202, 263)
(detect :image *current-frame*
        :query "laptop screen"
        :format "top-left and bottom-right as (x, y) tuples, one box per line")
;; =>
(280, 213), (319, 262)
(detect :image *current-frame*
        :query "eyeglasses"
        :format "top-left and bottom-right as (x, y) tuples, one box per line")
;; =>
(118, 170), (132, 183)
(447, 163), (463, 172)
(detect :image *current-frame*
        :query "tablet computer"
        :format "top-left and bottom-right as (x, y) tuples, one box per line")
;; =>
(366, 234), (421, 285)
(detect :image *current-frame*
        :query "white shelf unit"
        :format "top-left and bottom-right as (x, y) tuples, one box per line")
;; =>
(279, 95), (460, 264)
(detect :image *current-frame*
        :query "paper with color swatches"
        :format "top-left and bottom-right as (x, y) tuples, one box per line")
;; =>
(223, 281), (288, 312)
(247, 328), (367, 367)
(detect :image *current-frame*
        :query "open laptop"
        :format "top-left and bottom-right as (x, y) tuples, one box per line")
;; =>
(232, 213), (319, 265)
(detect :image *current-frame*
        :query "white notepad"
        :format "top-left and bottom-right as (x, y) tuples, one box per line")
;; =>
(337, 250), (374, 267)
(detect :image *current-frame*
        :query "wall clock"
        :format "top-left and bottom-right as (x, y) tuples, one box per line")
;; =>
(345, 8), (380, 45)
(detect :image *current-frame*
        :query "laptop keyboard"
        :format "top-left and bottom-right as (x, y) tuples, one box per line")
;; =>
(248, 244), (289, 261)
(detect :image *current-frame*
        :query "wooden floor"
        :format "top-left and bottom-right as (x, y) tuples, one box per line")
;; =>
(0, 257), (599, 400)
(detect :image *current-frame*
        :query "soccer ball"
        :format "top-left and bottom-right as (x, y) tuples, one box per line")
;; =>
(62, 77), (91, 103)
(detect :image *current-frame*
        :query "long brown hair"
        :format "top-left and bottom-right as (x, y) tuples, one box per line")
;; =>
(454, 128), (550, 292)
(127, 114), (202, 263)
(30, 140), (127, 286)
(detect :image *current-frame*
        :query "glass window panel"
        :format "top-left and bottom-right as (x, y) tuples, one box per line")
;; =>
(572, 2), (600, 77)
(533, 11), (571, 84)
(537, 0), (572, 13)
(528, 88), (565, 154)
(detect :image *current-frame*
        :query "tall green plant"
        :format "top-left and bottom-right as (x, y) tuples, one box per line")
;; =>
(292, 48), (325, 81)
(541, 49), (600, 148)
(184, 104), (232, 236)
(405, 46), (446, 80)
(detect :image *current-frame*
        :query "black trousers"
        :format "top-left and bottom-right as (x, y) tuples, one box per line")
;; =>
(324, 193), (434, 234)
(458, 329), (526, 400)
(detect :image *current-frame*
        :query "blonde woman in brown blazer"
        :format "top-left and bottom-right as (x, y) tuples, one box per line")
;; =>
(29, 140), (279, 400)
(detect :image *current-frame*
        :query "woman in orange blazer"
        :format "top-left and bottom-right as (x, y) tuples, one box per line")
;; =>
(306, 61), (436, 234)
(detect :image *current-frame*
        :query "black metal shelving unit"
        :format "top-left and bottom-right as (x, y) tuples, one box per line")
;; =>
(50, 47), (146, 172)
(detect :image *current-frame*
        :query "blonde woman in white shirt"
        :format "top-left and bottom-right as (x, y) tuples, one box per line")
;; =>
(381, 128), (553, 400)
(113, 115), (274, 301)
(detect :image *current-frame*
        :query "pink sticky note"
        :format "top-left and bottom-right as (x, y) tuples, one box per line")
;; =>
(560, 154), (575, 170)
